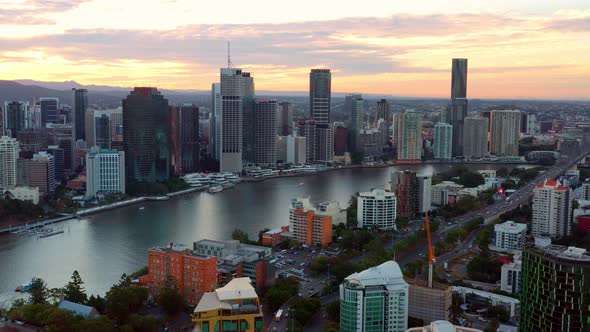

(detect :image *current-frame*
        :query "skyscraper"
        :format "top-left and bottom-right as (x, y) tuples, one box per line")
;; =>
(449, 58), (468, 157)
(211, 83), (221, 160)
(254, 100), (277, 166)
(520, 245), (590, 331)
(29, 151), (56, 194)
(532, 179), (573, 238)
(86, 147), (126, 197)
(94, 114), (111, 149)
(39, 98), (59, 127)
(122, 87), (170, 183)
(315, 124), (334, 163)
(376, 99), (391, 128)
(73, 88), (88, 141)
(3, 101), (28, 138)
(309, 69), (331, 125)
(463, 116), (489, 159)
(434, 122), (452, 160)
(220, 68), (244, 173)
(396, 109), (422, 162)
(277, 102), (293, 136)
(391, 170), (417, 219)
(490, 110), (521, 157)
(178, 104), (200, 173)
(416, 175), (432, 214)
(46, 145), (65, 182)
(345, 93), (364, 153)
(340, 261), (409, 332)
(0, 136), (19, 191)
(296, 119), (317, 163)
(241, 72), (256, 164)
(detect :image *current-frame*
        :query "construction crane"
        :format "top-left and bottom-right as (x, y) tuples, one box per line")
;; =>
(425, 212), (436, 288)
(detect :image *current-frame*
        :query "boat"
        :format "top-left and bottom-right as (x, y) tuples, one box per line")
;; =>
(139, 207), (145, 210)
(208, 185), (223, 193)
(15, 282), (32, 292)
(39, 230), (64, 238)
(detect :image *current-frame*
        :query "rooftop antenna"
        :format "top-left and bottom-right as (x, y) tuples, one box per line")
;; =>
(227, 41), (233, 68)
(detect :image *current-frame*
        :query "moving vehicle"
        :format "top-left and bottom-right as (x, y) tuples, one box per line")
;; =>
(275, 309), (283, 322)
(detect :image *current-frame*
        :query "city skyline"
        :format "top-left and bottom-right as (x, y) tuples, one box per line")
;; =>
(1, 1), (589, 99)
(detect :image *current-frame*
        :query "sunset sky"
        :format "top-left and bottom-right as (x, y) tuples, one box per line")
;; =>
(1, 0), (589, 98)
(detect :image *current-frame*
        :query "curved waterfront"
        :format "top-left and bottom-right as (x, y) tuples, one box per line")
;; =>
(0, 163), (517, 295)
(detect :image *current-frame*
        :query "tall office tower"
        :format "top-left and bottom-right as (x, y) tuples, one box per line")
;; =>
(109, 110), (123, 141)
(39, 98), (59, 127)
(433, 122), (452, 160)
(297, 119), (317, 162)
(169, 106), (181, 175)
(345, 93), (364, 153)
(0, 136), (19, 191)
(178, 104), (200, 173)
(241, 72), (256, 164)
(357, 189), (397, 230)
(449, 58), (468, 157)
(391, 170), (417, 219)
(220, 68), (244, 173)
(396, 109), (422, 162)
(211, 83), (221, 160)
(520, 245), (590, 332)
(416, 175), (432, 214)
(51, 125), (74, 175)
(532, 179), (573, 238)
(3, 101), (28, 138)
(315, 124), (334, 163)
(29, 151), (56, 194)
(73, 88), (88, 141)
(254, 100), (278, 166)
(277, 102), (293, 136)
(122, 87), (170, 183)
(333, 123), (348, 156)
(376, 99), (391, 128)
(46, 145), (65, 182)
(340, 261), (409, 332)
(86, 147), (125, 197)
(489, 110), (521, 157)
(94, 114), (111, 149)
(309, 69), (331, 125)
(463, 116), (489, 159)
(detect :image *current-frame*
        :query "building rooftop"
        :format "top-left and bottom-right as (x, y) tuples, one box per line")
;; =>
(494, 220), (527, 233)
(194, 277), (259, 313)
(58, 300), (98, 318)
(535, 179), (569, 191)
(531, 245), (590, 262)
(344, 261), (406, 289)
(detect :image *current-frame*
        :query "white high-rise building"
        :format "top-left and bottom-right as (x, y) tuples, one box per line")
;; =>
(532, 179), (573, 239)
(494, 220), (527, 250)
(86, 147), (126, 198)
(0, 136), (19, 191)
(417, 175), (432, 214)
(490, 110), (521, 157)
(434, 123), (452, 160)
(357, 189), (397, 230)
(220, 68), (244, 173)
(340, 261), (409, 332)
(463, 116), (488, 159)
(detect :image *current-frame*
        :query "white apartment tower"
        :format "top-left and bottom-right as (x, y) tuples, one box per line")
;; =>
(86, 147), (126, 198)
(494, 220), (527, 250)
(0, 136), (19, 191)
(532, 179), (573, 239)
(220, 68), (244, 173)
(357, 189), (397, 230)
(416, 175), (432, 214)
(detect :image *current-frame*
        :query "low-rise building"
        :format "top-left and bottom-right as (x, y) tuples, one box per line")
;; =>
(494, 221), (527, 250)
(3, 186), (39, 204)
(289, 197), (342, 246)
(431, 181), (464, 206)
(261, 226), (291, 246)
(407, 321), (483, 332)
(407, 280), (452, 324)
(192, 277), (264, 332)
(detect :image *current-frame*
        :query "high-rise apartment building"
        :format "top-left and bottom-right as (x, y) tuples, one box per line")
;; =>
(315, 124), (334, 163)
(211, 83), (221, 161)
(357, 189), (397, 230)
(289, 197), (338, 247)
(493, 221), (526, 250)
(340, 261), (409, 332)
(391, 170), (417, 219)
(345, 94), (364, 153)
(277, 102), (293, 136)
(449, 58), (468, 157)
(520, 245), (590, 331)
(489, 110), (521, 157)
(122, 87), (170, 183)
(86, 147), (125, 197)
(309, 69), (331, 125)
(73, 89), (88, 141)
(3, 101), (28, 138)
(532, 179), (573, 238)
(416, 175), (432, 214)
(148, 243), (217, 306)
(220, 68), (244, 173)
(39, 98), (59, 127)
(0, 136), (19, 191)
(463, 116), (488, 159)
(433, 123), (452, 160)
(396, 110), (422, 162)
(254, 100), (277, 166)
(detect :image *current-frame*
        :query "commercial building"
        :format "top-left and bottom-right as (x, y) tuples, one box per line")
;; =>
(3, 101), (28, 138)
(254, 100), (277, 166)
(500, 253), (521, 294)
(17, 128), (50, 153)
(433, 123), (452, 160)
(397, 110), (422, 162)
(431, 181), (464, 206)
(211, 83), (221, 161)
(261, 226), (290, 247)
(0, 136), (19, 191)
(333, 123), (348, 156)
(193, 239), (274, 290)
(490, 110), (521, 157)
(277, 102), (293, 136)
(340, 261), (409, 332)
(532, 179), (573, 238)
(46, 145), (65, 182)
(309, 69), (331, 125)
(391, 170), (417, 219)
(407, 321), (482, 332)
(39, 97), (59, 126)
(94, 113), (111, 149)
(3, 186), (39, 204)
(220, 68), (244, 173)
(376, 99), (392, 134)
(520, 245), (590, 331)
(453, 286), (519, 319)
(26, 151), (56, 194)
(170, 104), (200, 174)
(289, 197), (340, 247)
(276, 135), (306, 164)
(345, 93), (364, 153)
(416, 175), (432, 214)
(147, 243), (218, 306)
(85, 147), (125, 198)
(357, 189), (397, 230)
(493, 221), (527, 250)
(448, 58), (468, 157)
(463, 116), (489, 159)
(406, 281), (452, 325)
(315, 124), (334, 163)
(192, 277), (264, 332)
(73, 89), (88, 141)
(123, 87), (170, 183)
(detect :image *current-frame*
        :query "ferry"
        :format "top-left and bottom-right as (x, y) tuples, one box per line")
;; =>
(208, 185), (224, 194)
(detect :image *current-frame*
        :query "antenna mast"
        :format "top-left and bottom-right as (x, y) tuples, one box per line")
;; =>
(227, 41), (233, 68)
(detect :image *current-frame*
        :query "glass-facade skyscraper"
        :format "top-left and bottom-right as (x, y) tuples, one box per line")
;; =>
(73, 88), (88, 141)
(39, 97), (59, 127)
(309, 69), (331, 125)
(449, 58), (468, 157)
(3, 101), (28, 138)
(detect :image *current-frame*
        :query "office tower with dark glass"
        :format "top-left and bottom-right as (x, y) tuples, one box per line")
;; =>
(94, 114), (111, 149)
(345, 94), (364, 153)
(309, 69), (331, 125)
(277, 102), (293, 136)
(73, 88), (88, 141)
(3, 101), (28, 138)
(241, 72), (256, 164)
(254, 100), (278, 166)
(178, 104), (200, 173)
(449, 58), (468, 157)
(122, 87), (170, 183)
(220, 68), (244, 173)
(39, 98), (59, 127)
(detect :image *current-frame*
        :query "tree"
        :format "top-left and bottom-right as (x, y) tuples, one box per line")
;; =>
(346, 195), (358, 228)
(232, 228), (253, 244)
(105, 282), (148, 324)
(157, 277), (187, 317)
(63, 270), (88, 304)
(265, 278), (299, 311)
(129, 314), (160, 332)
(496, 167), (509, 178)
(29, 277), (48, 305)
(87, 294), (106, 314)
(326, 300), (340, 322)
(291, 297), (321, 326)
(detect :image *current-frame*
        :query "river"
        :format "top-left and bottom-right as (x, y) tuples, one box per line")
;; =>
(0, 163), (517, 295)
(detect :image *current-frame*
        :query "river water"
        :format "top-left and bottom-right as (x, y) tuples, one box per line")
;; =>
(0, 164), (514, 295)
